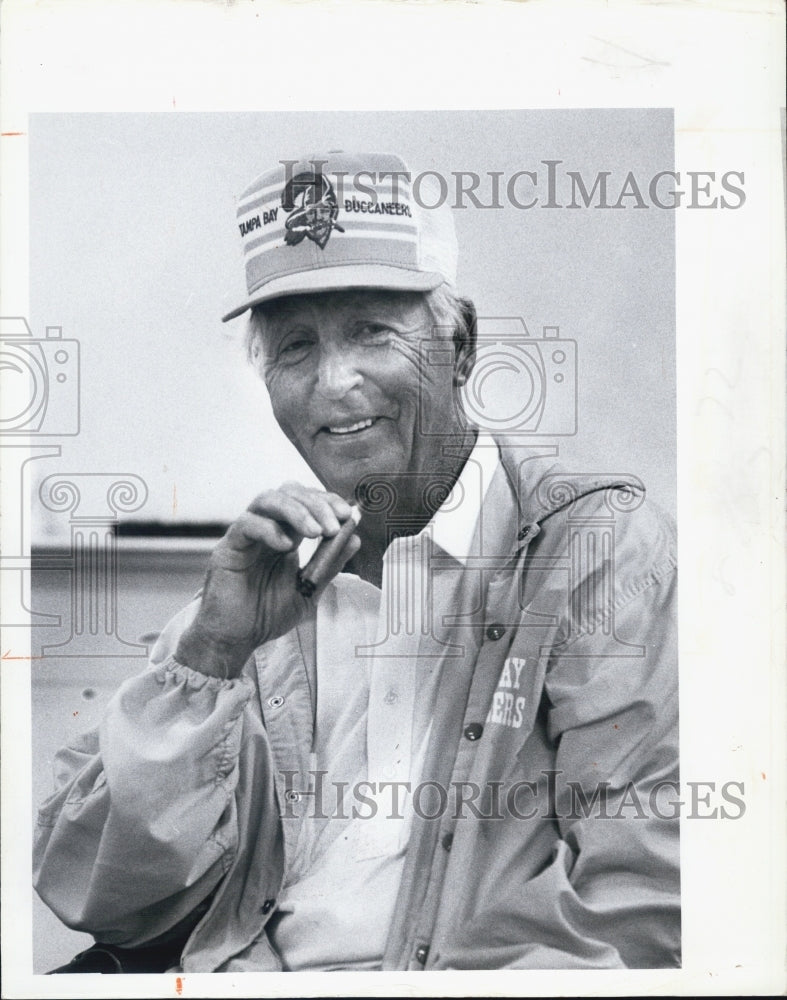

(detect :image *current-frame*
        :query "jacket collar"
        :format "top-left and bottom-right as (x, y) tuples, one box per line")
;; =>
(496, 439), (646, 536)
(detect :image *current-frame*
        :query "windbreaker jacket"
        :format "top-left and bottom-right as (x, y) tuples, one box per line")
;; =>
(34, 443), (680, 971)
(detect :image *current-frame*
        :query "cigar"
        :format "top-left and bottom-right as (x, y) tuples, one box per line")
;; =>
(296, 506), (361, 597)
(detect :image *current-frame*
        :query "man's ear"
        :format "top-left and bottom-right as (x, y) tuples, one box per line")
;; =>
(454, 298), (478, 386)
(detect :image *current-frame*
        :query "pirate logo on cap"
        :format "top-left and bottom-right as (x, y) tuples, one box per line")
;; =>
(281, 170), (345, 249)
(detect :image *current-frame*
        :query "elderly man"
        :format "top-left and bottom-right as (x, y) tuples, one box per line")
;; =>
(34, 151), (679, 973)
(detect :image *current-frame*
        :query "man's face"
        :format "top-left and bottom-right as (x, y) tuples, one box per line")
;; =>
(258, 289), (465, 502)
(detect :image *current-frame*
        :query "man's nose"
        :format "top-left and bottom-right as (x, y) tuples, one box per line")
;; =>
(315, 344), (363, 399)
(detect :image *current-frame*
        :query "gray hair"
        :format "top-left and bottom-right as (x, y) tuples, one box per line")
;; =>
(245, 285), (476, 378)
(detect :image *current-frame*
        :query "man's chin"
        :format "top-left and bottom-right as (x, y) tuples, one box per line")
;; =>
(316, 459), (406, 506)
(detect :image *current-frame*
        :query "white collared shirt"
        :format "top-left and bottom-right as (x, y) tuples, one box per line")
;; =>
(267, 435), (504, 971)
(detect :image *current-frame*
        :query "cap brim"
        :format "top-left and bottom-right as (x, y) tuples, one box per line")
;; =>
(221, 265), (447, 322)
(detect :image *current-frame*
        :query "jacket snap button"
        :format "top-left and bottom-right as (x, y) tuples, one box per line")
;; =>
(284, 790), (300, 803)
(267, 695), (285, 708)
(415, 944), (430, 965)
(441, 832), (454, 851)
(486, 624), (506, 641)
(464, 723), (483, 741)
(261, 898), (275, 915)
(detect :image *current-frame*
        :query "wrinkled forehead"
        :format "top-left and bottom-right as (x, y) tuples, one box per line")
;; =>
(256, 287), (430, 332)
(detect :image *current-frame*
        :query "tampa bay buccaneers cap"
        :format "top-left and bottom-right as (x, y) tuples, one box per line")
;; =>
(221, 150), (458, 321)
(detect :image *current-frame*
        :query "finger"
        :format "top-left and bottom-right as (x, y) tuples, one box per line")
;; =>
(245, 490), (324, 539)
(224, 511), (301, 554)
(279, 482), (349, 535)
(322, 491), (353, 522)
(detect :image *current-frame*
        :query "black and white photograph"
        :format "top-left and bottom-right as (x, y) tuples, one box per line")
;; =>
(1, 2), (784, 997)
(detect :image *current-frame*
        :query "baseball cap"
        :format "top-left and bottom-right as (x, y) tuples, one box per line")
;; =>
(221, 151), (458, 322)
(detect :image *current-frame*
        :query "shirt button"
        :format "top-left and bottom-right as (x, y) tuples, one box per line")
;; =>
(260, 898), (275, 915)
(464, 723), (484, 741)
(517, 525), (530, 540)
(414, 944), (430, 965)
(383, 689), (399, 705)
(441, 832), (454, 852)
(486, 624), (506, 641)
(284, 790), (300, 803)
(267, 695), (285, 709)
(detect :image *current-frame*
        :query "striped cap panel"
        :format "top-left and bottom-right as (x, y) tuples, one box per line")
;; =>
(224, 150), (458, 318)
(246, 235), (420, 294)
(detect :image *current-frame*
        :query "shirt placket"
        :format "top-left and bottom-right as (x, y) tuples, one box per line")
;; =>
(390, 543), (532, 970)
(359, 532), (428, 858)
(253, 624), (315, 871)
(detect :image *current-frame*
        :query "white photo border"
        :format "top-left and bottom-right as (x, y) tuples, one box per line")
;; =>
(1, 1), (785, 997)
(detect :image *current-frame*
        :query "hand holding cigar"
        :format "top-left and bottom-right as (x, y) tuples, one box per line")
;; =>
(177, 486), (361, 679)
(296, 505), (362, 597)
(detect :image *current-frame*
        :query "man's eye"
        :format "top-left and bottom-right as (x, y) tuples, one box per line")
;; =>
(354, 323), (392, 343)
(278, 339), (313, 362)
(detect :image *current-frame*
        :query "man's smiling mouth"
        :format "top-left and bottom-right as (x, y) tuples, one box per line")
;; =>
(322, 417), (380, 436)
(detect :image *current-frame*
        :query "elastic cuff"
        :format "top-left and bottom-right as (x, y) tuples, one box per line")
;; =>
(154, 655), (253, 695)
